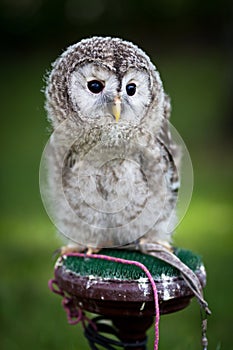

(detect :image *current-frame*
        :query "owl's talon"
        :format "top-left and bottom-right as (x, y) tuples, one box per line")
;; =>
(86, 247), (101, 255)
(52, 247), (63, 259)
(60, 245), (85, 256)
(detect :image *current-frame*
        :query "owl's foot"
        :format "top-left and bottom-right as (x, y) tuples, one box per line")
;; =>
(86, 247), (101, 255)
(157, 240), (174, 253)
(59, 245), (100, 256)
(60, 244), (85, 255)
(139, 238), (174, 253)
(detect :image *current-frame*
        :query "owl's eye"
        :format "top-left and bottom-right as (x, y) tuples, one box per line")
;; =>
(126, 83), (136, 96)
(87, 80), (104, 94)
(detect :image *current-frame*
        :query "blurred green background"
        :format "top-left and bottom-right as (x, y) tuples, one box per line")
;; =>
(0, 0), (232, 349)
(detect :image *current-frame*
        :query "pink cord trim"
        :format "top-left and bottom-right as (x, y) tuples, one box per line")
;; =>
(65, 252), (160, 350)
(48, 278), (96, 329)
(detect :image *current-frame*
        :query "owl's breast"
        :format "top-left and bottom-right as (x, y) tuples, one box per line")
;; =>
(57, 122), (177, 247)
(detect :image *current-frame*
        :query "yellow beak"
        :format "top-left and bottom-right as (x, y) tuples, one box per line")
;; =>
(112, 96), (121, 122)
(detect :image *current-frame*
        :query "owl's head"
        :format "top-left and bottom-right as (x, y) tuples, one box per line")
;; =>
(46, 37), (167, 131)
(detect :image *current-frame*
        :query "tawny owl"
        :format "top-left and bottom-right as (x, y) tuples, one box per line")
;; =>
(43, 36), (181, 253)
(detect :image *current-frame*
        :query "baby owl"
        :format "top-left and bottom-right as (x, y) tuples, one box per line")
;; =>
(44, 36), (181, 252)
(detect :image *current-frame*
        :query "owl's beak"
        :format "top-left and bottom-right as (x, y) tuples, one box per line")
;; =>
(112, 96), (121, 122)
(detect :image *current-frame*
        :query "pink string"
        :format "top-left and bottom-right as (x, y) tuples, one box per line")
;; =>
(48, 278), (97, 329)
(65, 252), (160, 350)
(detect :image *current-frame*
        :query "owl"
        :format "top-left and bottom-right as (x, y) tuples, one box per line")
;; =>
(44, 36), (181, 253)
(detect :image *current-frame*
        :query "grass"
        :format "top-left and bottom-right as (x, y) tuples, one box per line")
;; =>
(0, 48), (232, 349)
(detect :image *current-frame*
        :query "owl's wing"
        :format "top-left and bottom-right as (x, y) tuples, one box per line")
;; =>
(156, 137), (180, 195)
(158, 94), (182, 171)
(64, 148), (77, 168)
